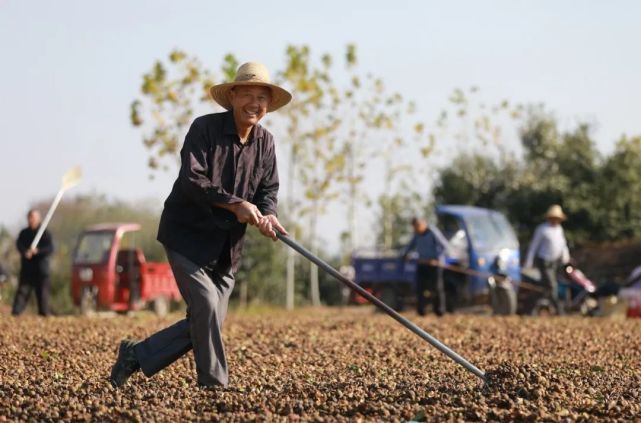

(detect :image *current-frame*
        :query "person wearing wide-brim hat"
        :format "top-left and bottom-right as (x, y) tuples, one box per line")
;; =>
(110, 62), (291, 389)
(209, 62), (292, 112)
(525, 204), (570, 314)
(544, 204), (567, 222)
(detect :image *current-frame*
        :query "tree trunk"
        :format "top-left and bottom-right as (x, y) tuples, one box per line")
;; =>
(240, 280), (248, 309)
(309, 199), (321, 306)
(384, 197), (393, 250)
(310, 262), (320, 306)
(347, 146), (357, 253)
(286, 249), (295, 310)
(383, 154), (393, 250)
(286, 133), (298, 310)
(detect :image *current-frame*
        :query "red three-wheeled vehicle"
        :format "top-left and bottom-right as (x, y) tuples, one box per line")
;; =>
(71, 223), (181, 315)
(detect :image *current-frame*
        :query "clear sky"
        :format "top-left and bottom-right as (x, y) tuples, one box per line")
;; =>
(1, 0), (640, 251)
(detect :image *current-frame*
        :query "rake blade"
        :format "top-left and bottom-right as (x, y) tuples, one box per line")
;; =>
(62, 166), (82, 190)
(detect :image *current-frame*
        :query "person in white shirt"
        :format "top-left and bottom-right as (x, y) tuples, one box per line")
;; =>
(525, 204), (570, 314)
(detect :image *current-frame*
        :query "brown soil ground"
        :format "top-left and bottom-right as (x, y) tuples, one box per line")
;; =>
(1, 308), (639, 421)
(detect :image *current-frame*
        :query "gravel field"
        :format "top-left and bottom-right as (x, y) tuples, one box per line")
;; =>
(1, 308), (640, 422)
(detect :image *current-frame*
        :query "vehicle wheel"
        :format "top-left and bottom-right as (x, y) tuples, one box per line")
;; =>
(580, 297), (599, 316)
(79, 287), (97, 316)
(530, 298), (555, 316)
(379, 286), (404, 312)
(491, 281), (516, 315)
(151, 296), (169, 317)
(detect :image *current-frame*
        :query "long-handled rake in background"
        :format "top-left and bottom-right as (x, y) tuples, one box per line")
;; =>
(276, 232), (487, 383)
(29, 166), (82, 250)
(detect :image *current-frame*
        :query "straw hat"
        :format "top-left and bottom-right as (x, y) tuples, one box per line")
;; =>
(209, 62), (292, 112)
(545, 204), (567, 221)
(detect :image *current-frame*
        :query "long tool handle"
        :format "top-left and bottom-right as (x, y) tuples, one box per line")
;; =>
(276, 232), (487, 383)
(29, 166), (82, 251)
(420, 259), (545, 293)
(30, 188), (64, 250)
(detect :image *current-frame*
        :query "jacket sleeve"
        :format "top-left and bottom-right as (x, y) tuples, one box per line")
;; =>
(16, 230), (28, 255)
(179, 120), (244, 207)
(561, 228), (570, 264)
(253, 141), (279, 217)
(36, 230), (54, 257)
(525, 225), (542, 268)
(400, 235), (417, 259)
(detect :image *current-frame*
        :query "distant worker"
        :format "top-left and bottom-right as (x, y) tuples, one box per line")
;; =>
(525, 204), (570, 315)
(401, 217), (449, 316)
(12, 209), (54, 316)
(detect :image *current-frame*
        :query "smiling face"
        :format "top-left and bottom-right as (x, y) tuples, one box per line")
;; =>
(228, 85), (272, 130)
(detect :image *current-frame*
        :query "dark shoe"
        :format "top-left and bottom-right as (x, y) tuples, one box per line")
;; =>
(110, 340), (140, 387)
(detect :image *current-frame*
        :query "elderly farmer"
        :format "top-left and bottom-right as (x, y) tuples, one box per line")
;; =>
(110, 62), (291, 388)
(12, 209), (54, 316)
(401, 217), (449, 316)
(525, 204), (570, 315)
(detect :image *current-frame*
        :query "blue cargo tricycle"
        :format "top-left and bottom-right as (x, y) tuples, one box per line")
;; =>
(351, 205), (520, 314)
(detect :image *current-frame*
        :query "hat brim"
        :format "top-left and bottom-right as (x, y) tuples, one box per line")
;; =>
(546, 212), (567, 221)
(209, 81), (292, 112)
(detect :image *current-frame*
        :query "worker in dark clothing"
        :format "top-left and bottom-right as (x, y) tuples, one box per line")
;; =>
(12, 209), (54, 316)
(110, 62), (290, 389)
(401, 217), (449, 316)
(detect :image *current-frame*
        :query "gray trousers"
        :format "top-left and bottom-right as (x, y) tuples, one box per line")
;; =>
(535, 257), (564, 314)
(134, 249), (235, 386)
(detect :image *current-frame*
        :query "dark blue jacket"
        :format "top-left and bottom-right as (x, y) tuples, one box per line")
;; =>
(401, 226), (448, 261)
